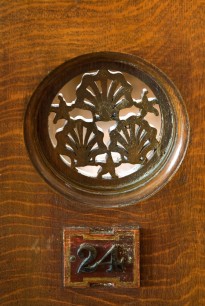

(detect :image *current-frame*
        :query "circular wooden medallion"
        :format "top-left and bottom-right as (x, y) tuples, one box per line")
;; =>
(24, 52), (189, 207)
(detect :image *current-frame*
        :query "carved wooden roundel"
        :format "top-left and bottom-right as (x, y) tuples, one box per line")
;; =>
(24, 52), (189, 207)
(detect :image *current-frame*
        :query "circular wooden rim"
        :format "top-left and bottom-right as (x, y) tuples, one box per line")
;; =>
(24, 52), (190, 207)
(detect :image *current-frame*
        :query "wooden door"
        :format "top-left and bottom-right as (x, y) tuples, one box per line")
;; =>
(1, 1), (204, 305)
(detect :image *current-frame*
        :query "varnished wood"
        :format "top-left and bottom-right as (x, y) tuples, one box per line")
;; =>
(0, 0), (204, 305)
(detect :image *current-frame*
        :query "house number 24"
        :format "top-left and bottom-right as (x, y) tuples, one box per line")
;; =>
(76, 243), (124, 273)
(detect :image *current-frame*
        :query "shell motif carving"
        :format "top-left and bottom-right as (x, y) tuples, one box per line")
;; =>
(109, 117), (158, 165)
(55, 119), (107, 168)
(75, 70), (134, 121)
(49, 70), (160, 179)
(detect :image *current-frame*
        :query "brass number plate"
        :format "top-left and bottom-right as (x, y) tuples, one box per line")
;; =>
(63, 227), (140, 288)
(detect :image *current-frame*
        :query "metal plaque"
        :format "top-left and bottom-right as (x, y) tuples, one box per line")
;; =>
(63, 226), (140, 288)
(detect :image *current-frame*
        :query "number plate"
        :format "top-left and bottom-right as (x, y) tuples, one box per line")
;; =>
(63, 227), (140, 288)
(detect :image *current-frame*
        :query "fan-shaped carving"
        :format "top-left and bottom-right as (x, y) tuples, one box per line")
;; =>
(109, 116), (159, 165)
(55, 119), (107, 168)
(74, 70), (134, 121)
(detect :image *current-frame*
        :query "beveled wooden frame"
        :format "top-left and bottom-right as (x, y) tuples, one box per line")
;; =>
(24, 52), (190, 207)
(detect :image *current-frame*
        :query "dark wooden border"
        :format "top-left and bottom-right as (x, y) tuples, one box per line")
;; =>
(24, 52), (190, 207)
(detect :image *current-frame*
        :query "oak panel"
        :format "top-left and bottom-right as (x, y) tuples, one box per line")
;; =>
(0, 0), (204, 305)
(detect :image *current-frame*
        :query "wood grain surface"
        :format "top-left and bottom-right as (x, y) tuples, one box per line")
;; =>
(0, 0), (204, 305)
